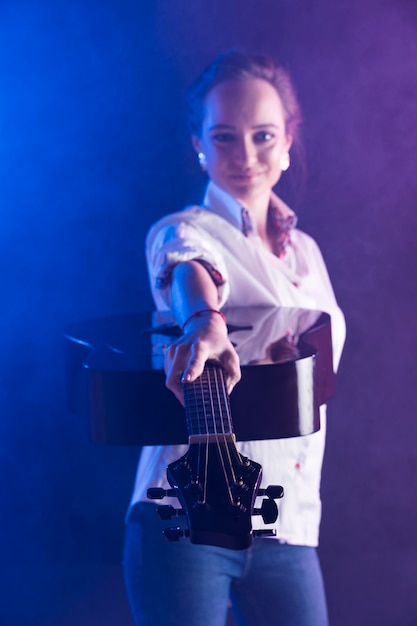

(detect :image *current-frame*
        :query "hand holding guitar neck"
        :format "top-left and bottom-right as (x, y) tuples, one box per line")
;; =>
(164, 308), (241, 405)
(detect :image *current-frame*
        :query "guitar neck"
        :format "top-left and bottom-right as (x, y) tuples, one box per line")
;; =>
(182, 363), (235, 442)
(167, 361), (268, 550)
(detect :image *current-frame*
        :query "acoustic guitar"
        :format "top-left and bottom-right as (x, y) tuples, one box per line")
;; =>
(64, 306), (334, 549)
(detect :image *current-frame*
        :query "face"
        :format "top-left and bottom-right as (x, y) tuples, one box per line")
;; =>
(192, 78), (292, 210)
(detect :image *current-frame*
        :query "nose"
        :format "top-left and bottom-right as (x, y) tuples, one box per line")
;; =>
(234, 136), (257, 167)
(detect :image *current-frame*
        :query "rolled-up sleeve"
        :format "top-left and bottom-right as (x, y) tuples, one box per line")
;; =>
(146, 210), (230, 310)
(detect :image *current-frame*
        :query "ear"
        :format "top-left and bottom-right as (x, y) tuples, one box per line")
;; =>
(191, 135), (203, 154)
(284, 133), (293, 152)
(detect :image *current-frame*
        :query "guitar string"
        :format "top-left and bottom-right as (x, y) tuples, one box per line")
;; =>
(191, 365), (237, 506)
(212, 366), (237, 482)
(196, 367), (221, 505)
(220, 369), (245, 468)
(199, 372), (210, 505)
(184, 370), (201, 498)
(208, 367), (236, 504)
(193, 379), (204, 502)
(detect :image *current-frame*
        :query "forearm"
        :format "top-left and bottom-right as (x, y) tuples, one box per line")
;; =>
(164, 260), (240, 403)
(171, 260), (221, 327)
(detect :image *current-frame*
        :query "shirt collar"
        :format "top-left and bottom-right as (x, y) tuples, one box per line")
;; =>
(203, 182), (244, 231)
(202, 181), (297, 236)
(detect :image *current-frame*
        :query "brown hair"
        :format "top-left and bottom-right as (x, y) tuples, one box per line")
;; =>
(187, 51), (302, 147)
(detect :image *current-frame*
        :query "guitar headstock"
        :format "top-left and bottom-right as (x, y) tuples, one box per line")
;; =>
(166, 439), (262, 550)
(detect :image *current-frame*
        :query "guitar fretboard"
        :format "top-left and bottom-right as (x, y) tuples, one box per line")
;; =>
(183, 363), (234, 438)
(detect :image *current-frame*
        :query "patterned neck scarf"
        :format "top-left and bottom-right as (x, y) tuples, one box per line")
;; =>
(241, 196), (297, 258)
(267, 202), (298, 258)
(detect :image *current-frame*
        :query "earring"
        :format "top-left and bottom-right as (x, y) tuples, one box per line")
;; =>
(280, 153), (290, 172)
(197, 152), (207, 171)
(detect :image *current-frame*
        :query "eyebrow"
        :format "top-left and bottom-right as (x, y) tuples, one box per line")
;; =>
(208, 123), (281, 131)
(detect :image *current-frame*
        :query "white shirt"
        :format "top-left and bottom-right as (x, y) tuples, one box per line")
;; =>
(130, 182), (346, 547)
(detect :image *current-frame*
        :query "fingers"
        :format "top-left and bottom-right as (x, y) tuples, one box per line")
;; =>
(219, 349), (241, 395)
(181, 344), (209, 384)
(164, 337), (241, 404)
(164, 345), (186, 406)
(165, 370), (184, 406)
(165, 345), (207, 405)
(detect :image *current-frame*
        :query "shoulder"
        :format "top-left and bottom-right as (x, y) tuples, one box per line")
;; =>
(290, 228), (331, 273)
(292, 228), (322, 253)
(147, 205), (202, 231)
(149, 204), (214, 232)
(146, 205), (202, 242)
(146, 204), (232, 246)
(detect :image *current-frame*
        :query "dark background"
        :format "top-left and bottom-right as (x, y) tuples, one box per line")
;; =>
(1, 1), (417, 624)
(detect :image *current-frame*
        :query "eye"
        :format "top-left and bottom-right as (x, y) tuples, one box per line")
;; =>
(253, 130), (274, 143)
(211, 132), (235, 143)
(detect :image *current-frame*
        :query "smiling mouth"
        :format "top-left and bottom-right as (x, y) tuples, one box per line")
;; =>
(231, 172), (263, 181)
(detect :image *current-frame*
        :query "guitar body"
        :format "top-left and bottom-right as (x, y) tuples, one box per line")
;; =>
(64, 307), (335, 445)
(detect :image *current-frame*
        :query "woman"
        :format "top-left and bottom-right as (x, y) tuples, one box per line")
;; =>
(124, 51), (346, 626)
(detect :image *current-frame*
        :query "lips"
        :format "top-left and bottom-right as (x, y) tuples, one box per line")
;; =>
(230, 171), (263, 182)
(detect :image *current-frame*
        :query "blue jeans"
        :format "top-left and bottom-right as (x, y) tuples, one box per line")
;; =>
(123, 502), (329, 626)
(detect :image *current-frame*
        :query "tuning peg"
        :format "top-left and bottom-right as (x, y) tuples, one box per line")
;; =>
(163, 527), (190, 542)
(147, 487), (178, 500)
(253, 498), (279, 524)
(157, 504), (185, 520)
(257, 485), (284, 500)
(253, 529), (277, 538)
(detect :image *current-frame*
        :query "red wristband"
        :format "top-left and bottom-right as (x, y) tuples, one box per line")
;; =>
(181, 308), (227, 333)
